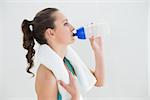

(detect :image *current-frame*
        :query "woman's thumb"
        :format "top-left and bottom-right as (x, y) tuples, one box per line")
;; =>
(57, 80), (68, 90)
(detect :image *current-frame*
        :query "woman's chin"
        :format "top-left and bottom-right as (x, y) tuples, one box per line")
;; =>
(69, 38), (75, 44)
(72, 37), (75, 42)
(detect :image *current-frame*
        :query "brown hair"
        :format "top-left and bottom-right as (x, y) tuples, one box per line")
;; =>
(21, 8), (58, 77)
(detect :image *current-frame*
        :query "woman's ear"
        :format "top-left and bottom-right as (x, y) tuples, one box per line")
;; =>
(45, 28), (55, 39)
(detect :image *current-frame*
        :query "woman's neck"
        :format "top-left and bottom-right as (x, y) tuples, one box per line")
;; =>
(48, 43), (67, 59)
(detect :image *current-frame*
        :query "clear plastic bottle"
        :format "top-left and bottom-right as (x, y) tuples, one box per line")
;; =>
(73, 23), (109, 39)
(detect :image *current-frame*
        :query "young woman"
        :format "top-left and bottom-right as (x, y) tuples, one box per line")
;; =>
(21, 8), (104, 100)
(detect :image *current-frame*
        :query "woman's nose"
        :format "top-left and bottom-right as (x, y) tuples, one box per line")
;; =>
(70, 24), (75, 31)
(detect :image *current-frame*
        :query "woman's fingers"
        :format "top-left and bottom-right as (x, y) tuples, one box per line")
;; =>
(89, 35), (95, 49)
(57, 80), (68, 90)
(57, 72), (79, 97)
(89, 35), (94, 42)
(68, 71), (74, 82)
(57, 72), (75, 89)
(89, 35), (103, 50)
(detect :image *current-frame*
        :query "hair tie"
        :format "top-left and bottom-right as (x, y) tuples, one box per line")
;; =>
(29, 23), (33, 32)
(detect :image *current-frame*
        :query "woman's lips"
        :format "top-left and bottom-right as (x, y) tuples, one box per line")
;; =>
(72, 33), (76, 36)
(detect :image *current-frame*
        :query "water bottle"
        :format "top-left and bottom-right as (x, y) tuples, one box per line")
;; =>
(73, 23), (109, 39)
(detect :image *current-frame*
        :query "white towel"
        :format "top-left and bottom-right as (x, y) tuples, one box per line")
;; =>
(37, 44), (96, 100)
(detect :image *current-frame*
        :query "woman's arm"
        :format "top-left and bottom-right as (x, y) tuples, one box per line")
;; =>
(92, 50), (104, 87)
(36, 64), (58, 100)
(89, 36), (104, 87)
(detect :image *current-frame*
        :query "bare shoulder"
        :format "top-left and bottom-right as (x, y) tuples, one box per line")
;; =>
(35, 64), (58, 100)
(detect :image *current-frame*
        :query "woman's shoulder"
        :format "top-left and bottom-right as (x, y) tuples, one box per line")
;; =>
(35, 64), (58, 98)
(35, 64), (56, 84)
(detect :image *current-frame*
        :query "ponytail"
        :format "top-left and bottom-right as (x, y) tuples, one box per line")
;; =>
(21, 19), (35, 77)
(21, 8), (59, 77)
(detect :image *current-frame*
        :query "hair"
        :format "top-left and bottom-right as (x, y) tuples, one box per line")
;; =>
(21, 8), (59, 77)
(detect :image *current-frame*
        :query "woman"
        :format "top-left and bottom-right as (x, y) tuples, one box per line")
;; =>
(21, 8), (104, 100)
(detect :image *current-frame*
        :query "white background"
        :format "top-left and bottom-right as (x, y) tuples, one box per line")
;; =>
(0, 0), (149, 100)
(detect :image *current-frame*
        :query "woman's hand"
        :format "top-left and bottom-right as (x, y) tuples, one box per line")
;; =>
(89, 35), (103, 52)
(57, 71), (80, 100)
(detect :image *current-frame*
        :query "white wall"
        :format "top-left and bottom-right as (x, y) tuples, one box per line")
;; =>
(0, 2), (3, 99)
(148, 0), (150, 98)
(0, 0), (149, 100)
(148, 1), (150, 96)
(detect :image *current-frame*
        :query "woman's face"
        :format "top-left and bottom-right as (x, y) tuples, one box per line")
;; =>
(52, 11), (75, 45)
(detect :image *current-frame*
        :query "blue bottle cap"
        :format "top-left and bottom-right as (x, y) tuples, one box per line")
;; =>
(74, 27), (86, 39)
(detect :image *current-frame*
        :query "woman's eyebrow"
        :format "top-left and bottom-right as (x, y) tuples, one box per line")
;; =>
(62, 19), (68, 22)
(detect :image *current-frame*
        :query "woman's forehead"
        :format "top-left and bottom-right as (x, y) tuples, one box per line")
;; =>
(54, 11), (67, 22)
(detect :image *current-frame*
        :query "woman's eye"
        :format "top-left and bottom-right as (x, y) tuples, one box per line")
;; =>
(64, 22), (69, 26)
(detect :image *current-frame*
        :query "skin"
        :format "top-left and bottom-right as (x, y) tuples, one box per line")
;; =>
(35, 11), (104, 100)
(89, 35), (104, 87)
